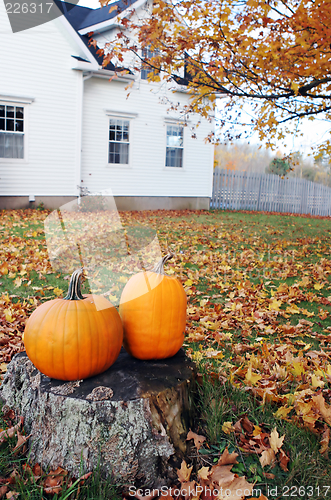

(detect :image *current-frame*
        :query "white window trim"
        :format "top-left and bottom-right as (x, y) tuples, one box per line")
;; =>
(0, 95), (34, 105)
(105, 110), (138, 119)
(106, 113), (135, 168)
(164, 116), (190, 125)
(0, 98), (32, 164)
(164, 122), (185, 170)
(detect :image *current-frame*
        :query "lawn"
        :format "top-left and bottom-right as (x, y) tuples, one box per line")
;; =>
(0, 207), (331, 499)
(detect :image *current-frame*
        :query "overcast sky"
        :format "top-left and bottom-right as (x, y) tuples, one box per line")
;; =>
(76, 0), (104, 7)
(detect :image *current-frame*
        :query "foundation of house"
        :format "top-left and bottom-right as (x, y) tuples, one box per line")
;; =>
(0, 196), (210, 211)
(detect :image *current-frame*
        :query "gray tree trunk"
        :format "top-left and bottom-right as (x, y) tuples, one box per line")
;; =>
(0, 349), (195, 489)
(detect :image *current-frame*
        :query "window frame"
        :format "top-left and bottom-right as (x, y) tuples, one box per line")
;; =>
(0, 95), (33, 164)
(105, 110), (137, 168)
(164, 122), (185, 169)
(108, 118), (130, 166)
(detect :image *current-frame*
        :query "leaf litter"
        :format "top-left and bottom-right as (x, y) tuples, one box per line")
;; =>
(1, 208), (331, 498)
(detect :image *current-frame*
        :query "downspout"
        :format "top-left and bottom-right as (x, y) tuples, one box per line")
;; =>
(76, 71), (93, 203)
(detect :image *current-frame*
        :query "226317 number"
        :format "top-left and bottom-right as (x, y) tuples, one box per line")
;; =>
(5, 3), (53, 14)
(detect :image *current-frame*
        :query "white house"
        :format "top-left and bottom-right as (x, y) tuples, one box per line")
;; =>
(0, 0), (214, 210)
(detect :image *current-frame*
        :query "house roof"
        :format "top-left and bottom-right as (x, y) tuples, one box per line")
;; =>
(55, 0), (139, 31)
(77, 0), (139, 31)
(55, 2), (93, 31)
(54, 0), (139, 69)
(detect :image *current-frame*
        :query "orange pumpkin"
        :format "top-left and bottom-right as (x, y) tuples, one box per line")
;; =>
(119, 253), (187, 360)
(24, 269), (123, 381)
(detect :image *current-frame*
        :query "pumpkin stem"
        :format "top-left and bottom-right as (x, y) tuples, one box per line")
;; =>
(152, 253), (174, 275)
(64, 268), (85, 300)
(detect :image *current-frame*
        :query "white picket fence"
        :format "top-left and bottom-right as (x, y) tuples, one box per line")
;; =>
(211, 169), (331, 216)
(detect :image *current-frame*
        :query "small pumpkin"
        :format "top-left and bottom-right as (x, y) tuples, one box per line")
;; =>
(119, 253), (187, 360)
(24, 269), (123, 381)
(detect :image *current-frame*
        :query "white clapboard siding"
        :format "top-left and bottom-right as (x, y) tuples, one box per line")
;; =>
(211, 169), (331, 216)
(81, 77), (214, 197)
(0, 5), (84, 196)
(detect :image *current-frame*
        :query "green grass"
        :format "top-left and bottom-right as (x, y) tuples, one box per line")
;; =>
(194, 371), (331, 500)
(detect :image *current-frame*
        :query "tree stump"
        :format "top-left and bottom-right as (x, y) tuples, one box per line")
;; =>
(0, 349), (196, 488)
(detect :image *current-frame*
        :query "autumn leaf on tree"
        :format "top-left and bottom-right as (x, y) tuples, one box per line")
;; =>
(99, 0), (331, 158)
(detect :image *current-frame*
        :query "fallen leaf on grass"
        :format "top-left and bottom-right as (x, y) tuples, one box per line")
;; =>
(177, 461), (193, 483)
(217, 447), (238, 466)
(12, 431), (31, 454)
(5, 492), (19, 499)
(197, 466), (210, 480)
(77, 471), (92, 482)
(273, 406), (293, 419)
(245, 365), (262, 386)
(240, 416), (254, 434)
(312, 394), (331, 425)
(279, 449), (290, 472)
(210, 464), (235, 488)
(43, 466), (68, 495)
(259, 448), (276, 468)
(186, 430), (206, 450)
(0, 417), (23, 445)
(320, 426), (330, 456)
(218, 475), (254, 500)
(0, 486), (7, 499)
(2, 410), (15, 423)
(269, 427), (285, 452)
(7, 471), (18, 486)
(222, 421), (234, 434)
(31, 463), (43, 480)
(180, 480), (196, 500)
(252, 425), (262, 436)
(0, 363), (8, 374)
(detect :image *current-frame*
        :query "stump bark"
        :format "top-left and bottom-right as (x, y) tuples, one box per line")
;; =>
(0, 349), (195, 488)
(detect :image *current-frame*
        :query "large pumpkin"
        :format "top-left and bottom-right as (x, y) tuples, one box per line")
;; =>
(119, 253), (187, 360)
(24, 269), (123, 381)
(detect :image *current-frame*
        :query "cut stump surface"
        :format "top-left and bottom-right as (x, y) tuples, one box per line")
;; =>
(0, 348), (195, 488)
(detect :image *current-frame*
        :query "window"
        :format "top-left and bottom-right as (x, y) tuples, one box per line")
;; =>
(165, 125), (184, 168)
(141, 46), (159, 80)
(0, 104), (24, 159)
(108, 119), (129, 164)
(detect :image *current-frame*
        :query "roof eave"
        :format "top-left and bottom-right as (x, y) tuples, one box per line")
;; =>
(73, 67), (136, 82)
(57, 14), (100, 69)
(78, 0), (148, 35)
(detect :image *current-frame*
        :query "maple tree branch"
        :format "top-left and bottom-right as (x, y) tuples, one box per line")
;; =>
(298, 78), (331, 96)
(277, 105), (331, 124)
(268, 3), (291, 18)
(279, 0), (295, 15)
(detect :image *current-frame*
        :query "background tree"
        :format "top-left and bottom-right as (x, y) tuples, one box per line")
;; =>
(99, 0), (331, 157)
(214, 142), (331, 186)
(265, 157), (292, 177)
(214, 142), (273, 172)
